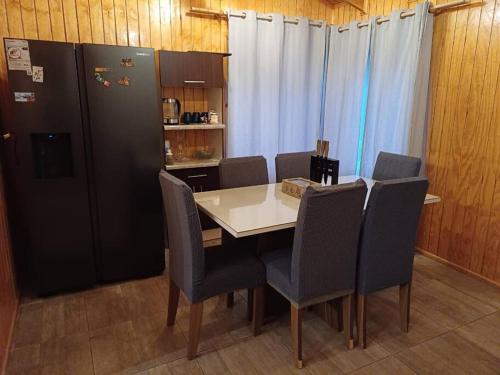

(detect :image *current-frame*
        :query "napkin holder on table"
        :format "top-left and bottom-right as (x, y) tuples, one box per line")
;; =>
(282, 178), (321, 199)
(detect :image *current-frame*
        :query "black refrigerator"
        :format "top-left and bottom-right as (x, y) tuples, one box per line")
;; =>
(3, 39), (165, 295)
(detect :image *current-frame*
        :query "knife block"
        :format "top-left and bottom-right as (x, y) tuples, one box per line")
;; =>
(310, 156), (339, 185)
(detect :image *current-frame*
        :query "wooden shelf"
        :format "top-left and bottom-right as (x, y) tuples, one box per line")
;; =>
(165, 159), (220, 170)
(163, 124), (226, 130)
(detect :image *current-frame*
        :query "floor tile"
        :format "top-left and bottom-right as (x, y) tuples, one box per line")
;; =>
(414, 255), (500, 309)
(365, 288), (449, 354)
(455, 311), (500, 359)
(410, 277), (496, 329)
(396, 331), (500, 375)
(348, 356), (417, 374)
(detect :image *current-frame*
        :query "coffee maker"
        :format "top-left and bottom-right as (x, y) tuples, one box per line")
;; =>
(163, 98), (180, 125)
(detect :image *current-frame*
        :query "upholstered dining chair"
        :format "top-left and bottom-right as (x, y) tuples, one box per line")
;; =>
(218, 156), (269, 310)
(275, 151), (316, 182)
(255, 180), (368, 368)
(159, 171), (266, 359)
(219, 155), (269, 189)
(356, 177), (429, 349)
(372, 151), (421, 181)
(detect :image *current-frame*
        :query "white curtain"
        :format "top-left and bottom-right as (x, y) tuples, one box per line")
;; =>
(360, 2), (434, 176)
(322, 21), (372, 175)
(228, 12), (326, 180)
(228, 11), (284, 179)
(279, 18), (327, 153)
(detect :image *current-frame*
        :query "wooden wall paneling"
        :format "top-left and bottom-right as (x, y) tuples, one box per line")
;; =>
(138, 0), (151, 46)
(430, 7), (465, 261)
(425, 9), (459, 255)
(447, 3), (488, 269)
(219, 0), (227, 51)
(491, 80), (500, 281)
(180, 0), (193, 51)
(210, 0), (221, 52)
(191, 0), (202, 50)
(89, 0), (105, 44)
(126, 0), (140, 46)
(114, 0), (129, 45)
(462, 1), (500, 277)
(6, 0), (24, 37)
(20, 0), (38, 39)
(49, 0), (66, 42)
(472, 0), (500, 278)
(201, 1), (211, 51)
(170, 0), (182, 50)
(159, 0), (172, 50)
(34, 0), (53, 40)
(149, 0), (160, 49)
(62, 0), (79, 43)
(76, 0), (93, 42)
(416, 9), (449, 251)
(101, 0), (117, 44)
(435, 8), (472, 264)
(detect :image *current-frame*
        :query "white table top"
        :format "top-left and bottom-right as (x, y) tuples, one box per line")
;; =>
(194, 175), (441, 238)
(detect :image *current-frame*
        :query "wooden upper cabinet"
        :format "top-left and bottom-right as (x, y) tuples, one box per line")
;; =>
(159, 51), (225, 88)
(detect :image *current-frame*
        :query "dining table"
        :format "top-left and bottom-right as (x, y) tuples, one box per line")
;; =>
(194, 175), (441, 239)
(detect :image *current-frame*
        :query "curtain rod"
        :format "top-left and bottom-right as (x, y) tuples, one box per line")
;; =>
(187, 7), (324, 27)
(188, 0), (477, 32)
(338, 0), (475, 32)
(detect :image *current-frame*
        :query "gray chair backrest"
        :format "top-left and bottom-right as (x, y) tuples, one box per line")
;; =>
(159, 171), (205, 300)
(372, 151), (421, 181)
(275, 151), (316, 182)
(219, 156), (269, 189)
(357, 177), (429, 295)
(290, 179), (367, 303)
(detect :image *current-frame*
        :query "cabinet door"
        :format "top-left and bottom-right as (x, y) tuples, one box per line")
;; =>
(160, 51), (224, 88)
(203, 54), (224, 88)
(183, 52), (208, 87)
(159, 51), (185, 87)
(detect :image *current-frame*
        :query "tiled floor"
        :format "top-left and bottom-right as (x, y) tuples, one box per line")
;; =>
(5, 254), (500, 375)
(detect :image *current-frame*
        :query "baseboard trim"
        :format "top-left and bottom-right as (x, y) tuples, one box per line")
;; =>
(1, 296), (19, 375)
(416, 247), (500, 289)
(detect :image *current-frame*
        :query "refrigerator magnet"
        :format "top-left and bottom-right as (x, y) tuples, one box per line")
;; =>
(5, 39), (31, 72)
(117, 76), (130, 86)
(94, 73), (104, 83)
(32, 66), (44, 83)
(95, 67), (112, 73)
(103, 80), (111, 87)
(14, 92), (35, 102)
(120, 58), (134, 68)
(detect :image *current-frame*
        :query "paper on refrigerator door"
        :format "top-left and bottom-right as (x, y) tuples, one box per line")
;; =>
(5, 39), (31, 72)
(32, 66), (44, 83)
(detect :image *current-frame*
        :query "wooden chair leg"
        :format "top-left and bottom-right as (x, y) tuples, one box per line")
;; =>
(252, 286), (264, 336)
(342, 294), (354, 350)
(166, 278), (180, 326)
(399, 281), (411, 333)
(291, 305), (303, 369)
(334, 298), (343, 332)
(357, 294), (367, 349)
(226, 292), (234, 308)
(246, 288), (254, 321)
(187, 302), (203, 360)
